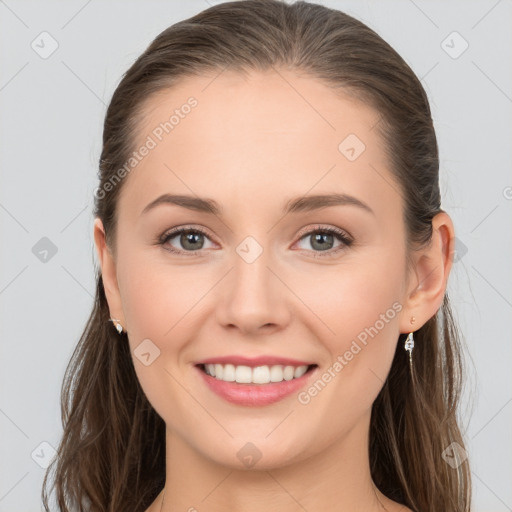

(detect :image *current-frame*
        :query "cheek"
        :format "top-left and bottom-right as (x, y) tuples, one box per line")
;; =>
(297, 252), (404, 402)
(116, 252), (207, 422)
(302, 253), (404, 345)
(117, 249), (202, 345)
(118, 242), (405, 361)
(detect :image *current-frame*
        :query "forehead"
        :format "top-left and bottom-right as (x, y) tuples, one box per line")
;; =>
(119, 68), (399, 221)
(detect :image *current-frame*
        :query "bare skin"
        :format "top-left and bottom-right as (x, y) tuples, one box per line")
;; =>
(94, 68), (454, 512)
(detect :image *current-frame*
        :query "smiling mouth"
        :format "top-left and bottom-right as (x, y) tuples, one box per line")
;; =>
(197, 363), (318, 385)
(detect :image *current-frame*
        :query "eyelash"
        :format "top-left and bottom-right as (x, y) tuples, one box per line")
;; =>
(157, 224), (353, 259)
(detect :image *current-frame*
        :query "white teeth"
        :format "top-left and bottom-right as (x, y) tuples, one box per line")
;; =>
(214, 363), (224, 380)
(203, 363), (311, 384)
(270, 365), (284, 382)
(294, 365), (308, 378)
(283, 366), (295, 381)
(235, 365), (252, 383)
(222, 364), (236, 381)
(252, 365), (270, 384)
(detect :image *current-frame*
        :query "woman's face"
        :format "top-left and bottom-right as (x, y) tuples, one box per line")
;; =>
(96, 69), (425, 469)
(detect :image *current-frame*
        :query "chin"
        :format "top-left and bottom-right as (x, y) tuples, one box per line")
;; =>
(200, 436), (311, 472)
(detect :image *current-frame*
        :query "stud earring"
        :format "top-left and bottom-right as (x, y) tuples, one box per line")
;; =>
(109, 318), (124, 334)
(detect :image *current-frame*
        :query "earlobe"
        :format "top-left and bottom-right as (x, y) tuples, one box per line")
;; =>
(400, 212), (455, 333)
(93, 218), (126, 329)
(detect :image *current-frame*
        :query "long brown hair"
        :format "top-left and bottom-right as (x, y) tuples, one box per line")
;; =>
(42, 1), (472, 510)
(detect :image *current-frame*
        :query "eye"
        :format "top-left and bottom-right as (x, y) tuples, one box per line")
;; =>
(294, 225), (353, 258)
(157, 224), (353, 258)
(158, 226), (216, 256)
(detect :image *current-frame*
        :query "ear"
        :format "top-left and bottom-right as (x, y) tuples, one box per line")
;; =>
(93, 217), (126, 328)
(399, 212), (455, 333)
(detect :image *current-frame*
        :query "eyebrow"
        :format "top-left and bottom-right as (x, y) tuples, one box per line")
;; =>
(141, 192), (375, 217)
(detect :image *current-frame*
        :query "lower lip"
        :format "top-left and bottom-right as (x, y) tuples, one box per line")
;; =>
(195, 365), (317, 407)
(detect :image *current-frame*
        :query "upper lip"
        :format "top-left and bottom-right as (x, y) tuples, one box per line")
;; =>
(195, 355), (316, 368)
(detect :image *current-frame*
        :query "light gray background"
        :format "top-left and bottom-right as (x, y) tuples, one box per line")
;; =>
(1, 0), (511, 510)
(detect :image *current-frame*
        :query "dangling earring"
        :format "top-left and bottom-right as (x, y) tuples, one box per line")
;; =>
(109, 318), (124, 334)
(404, 316), (415, 367)
(404, 332), (414, 364)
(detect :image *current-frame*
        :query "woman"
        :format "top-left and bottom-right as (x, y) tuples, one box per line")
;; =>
(42, 1), (471, 511)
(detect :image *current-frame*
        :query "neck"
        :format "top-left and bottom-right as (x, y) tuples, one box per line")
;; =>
(158, 410), (388, 512)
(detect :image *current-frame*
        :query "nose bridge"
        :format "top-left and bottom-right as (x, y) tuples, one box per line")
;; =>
(216, 232), (289, 333)
(232, 233), (276, 308)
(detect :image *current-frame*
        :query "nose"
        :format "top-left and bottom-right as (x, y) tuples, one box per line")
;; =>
(215, 240), (291, 336)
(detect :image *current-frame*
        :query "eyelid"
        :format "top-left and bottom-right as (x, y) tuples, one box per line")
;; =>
(159, 224), (212, 242)
(294, 224), (353, 243)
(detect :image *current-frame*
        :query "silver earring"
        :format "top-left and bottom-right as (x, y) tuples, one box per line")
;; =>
(404, 331), (414, 365)
(109, 318), (124, 334)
